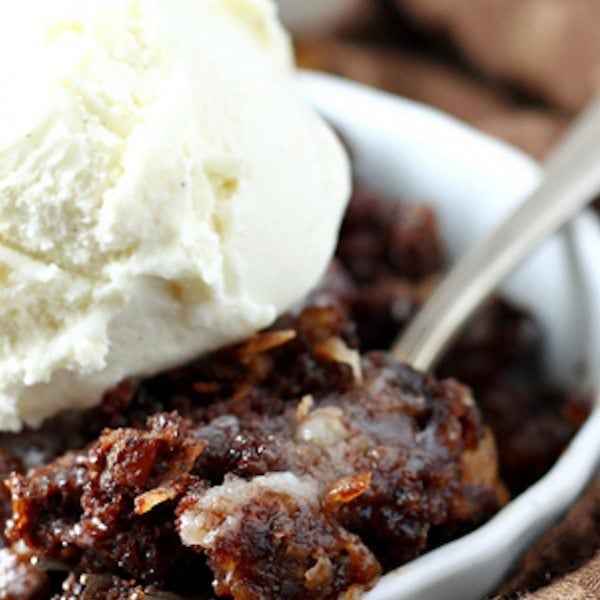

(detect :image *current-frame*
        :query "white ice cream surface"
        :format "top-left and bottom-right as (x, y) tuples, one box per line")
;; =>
(0, 0), (350, 429)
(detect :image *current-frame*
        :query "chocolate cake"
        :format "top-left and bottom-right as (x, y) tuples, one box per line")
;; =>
(0, 189), (589, 599)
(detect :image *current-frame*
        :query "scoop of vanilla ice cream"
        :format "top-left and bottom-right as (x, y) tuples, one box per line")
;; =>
(0, 0), (350, 430)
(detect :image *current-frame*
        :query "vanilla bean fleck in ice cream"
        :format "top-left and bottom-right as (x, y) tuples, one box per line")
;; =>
(0, 0), (350, 430)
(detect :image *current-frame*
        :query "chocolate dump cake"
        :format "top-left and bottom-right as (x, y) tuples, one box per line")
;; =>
(0, 190), (590, 599)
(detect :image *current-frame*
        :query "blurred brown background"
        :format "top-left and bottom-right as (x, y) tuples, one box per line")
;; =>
(286, 1), (600, 598)
(293, 0), (600, 160)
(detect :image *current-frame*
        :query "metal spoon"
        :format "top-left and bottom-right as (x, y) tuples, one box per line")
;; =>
(393, 97), (600, 371)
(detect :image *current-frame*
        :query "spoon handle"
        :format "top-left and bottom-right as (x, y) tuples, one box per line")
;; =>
(392, 97), (600, 371)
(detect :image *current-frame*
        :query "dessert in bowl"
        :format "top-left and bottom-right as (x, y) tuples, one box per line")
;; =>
(0, 2), (599, 599)
(1, 72), (597, 599)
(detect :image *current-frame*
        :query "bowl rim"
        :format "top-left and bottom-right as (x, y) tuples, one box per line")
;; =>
(299, 70), (600, 600)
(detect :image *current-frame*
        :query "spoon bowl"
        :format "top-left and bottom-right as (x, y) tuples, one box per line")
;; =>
(393, 94), (600, 371)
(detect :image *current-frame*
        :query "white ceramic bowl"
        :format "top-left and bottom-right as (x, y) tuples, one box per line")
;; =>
(299, 72), (600, 600)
